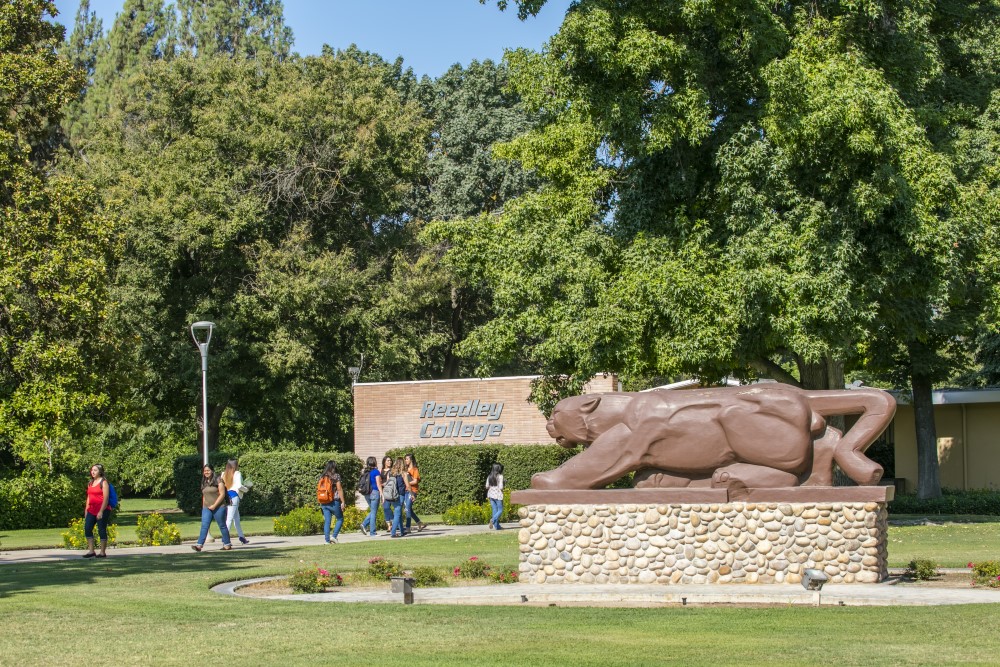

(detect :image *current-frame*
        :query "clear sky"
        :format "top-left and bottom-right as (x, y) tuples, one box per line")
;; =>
(50, 0), (572, 78)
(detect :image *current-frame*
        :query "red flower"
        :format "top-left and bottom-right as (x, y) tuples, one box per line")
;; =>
(318, 569), (329, 577)
(968, 562), (975, 568)
(453, 567), (461, 576)
(469, 556), (479, 561)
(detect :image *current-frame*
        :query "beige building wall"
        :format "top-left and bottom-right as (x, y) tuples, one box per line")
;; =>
(893, 400), (1000, 492)
(353, 374), (618, 467)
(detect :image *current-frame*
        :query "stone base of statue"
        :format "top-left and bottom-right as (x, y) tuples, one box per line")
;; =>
(511, 487), (892, 585)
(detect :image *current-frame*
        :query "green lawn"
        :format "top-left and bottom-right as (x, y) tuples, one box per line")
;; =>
(2, 532), (1000, 666)
(0, 498), (446, 549)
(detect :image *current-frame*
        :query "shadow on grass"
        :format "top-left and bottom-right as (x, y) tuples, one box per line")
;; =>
(0, 548), (288, 599)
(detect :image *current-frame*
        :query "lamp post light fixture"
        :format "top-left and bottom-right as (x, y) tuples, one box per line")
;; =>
(190, 321), (215, 466)
(348, 366), (361, 386)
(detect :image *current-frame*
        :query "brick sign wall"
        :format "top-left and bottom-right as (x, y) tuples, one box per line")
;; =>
(353, 375), (618, 465)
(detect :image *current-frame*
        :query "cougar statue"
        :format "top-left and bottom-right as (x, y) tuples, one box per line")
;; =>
(534, 384), (895, 492)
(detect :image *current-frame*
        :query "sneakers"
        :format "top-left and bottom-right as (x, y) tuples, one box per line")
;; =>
(417, 523), (427, 532)
(191, 545), (203, 552)
(326, 538), (338, 544)
(83, 552), (96, 558)
(239, 536), (250, 545)
(221, 545), (232, 551)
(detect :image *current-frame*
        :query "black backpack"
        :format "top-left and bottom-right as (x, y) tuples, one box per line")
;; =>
(358, 469), (372, 496)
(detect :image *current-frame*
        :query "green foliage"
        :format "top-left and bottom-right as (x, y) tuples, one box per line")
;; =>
(134, 513), (181, 546)
(0, 473), (86, 530)
(905, 558), (939, 581)
(890, 489), (1000, 516)
(174, 451), (362, 515)
(443, 501), (490, 525)
(970, 561), (1000, 588)
(366, 556), (403, 580)
(442, 490), (520, 525)
(85, 421), (196, 497)
(452, 556), (491, 579)
(487, 566), (520, 584)
(273, 507), (324, 537)
(411, 566), (446, 587)
(288, 566), (326, 594)
(386, 444), (573, 512)
(61, 516), (118, 549)
(342, 503), (382, 532)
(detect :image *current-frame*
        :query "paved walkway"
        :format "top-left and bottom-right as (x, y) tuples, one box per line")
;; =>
(5, 524), (999, 607)
(0, 522), (502, 564)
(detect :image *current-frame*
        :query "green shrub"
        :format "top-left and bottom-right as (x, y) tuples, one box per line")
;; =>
(342, 503), (383, 532)
(62, 517), (119, 549)
(384, 444), (576, 513)
(289, 566), (326, 594)
(889, 488), (1000, 515)
(0, 473), (86, 530)
(443, 500), (490, 525)
(367, 556), (403, 580)
(452, 556), (491, 579)
(411, 566), (446, 587)
(273, 507), (324, 536)
(970, 560), (1000, 588)
(487, 566), (520, 584)
(443, 489), (521, 526)
(83, 420), (196, 497)
(904, 558), (939, 581)
(174, 451), (362, 515)
(135, 513), (182, 546)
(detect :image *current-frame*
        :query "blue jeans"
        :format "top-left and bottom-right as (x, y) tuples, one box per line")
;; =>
(489, 498), (504, 529)
(198, 505), (231, 546)
(389, 499), (403, 536)
(404, 492), (420, 529)
(84, 511), (109, 541)
(361, 491), (380, 535)
(321, 500), (344, 542)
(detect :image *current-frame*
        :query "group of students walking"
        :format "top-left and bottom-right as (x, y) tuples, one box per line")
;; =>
(357, 452), (427, 538)
(81, 452), (506, 556)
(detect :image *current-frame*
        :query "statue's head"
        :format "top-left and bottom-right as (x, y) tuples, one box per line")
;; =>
(546, 394), (602, 447)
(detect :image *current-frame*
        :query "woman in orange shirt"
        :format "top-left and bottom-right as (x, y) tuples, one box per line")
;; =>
(403, 452), (427, 533)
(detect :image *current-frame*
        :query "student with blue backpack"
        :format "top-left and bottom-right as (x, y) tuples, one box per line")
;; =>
(82, 463), (112, 559)
(358, 457), (382, 536)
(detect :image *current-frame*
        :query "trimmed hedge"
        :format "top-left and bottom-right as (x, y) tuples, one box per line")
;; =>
(0, 473), (87, 530)
(889, 488), (1000, 515)
(174, 451), (362, 515)
(384, 445), (576, 513)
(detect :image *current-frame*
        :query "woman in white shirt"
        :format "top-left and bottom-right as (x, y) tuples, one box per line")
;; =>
(222, 459), (250, 545)
(486, 463), (504, 530)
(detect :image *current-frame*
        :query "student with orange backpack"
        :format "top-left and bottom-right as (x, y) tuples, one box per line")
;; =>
(317, 460), (345, 544)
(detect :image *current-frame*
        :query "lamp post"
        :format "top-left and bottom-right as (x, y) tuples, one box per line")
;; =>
(190, 321), (215, 466)
(348, 365), (361, 388)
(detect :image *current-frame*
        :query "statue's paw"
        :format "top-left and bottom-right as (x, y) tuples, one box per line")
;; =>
(530, 471), (562, 490)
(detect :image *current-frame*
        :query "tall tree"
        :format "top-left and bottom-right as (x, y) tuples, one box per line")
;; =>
(0, 0), (119, 471)
(455, 0), (999, 497)
(71, 51), (429, 452)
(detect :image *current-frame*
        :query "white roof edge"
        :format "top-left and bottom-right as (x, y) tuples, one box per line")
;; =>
(353, 375), (543, 387)
(891, 388), (1000, 405)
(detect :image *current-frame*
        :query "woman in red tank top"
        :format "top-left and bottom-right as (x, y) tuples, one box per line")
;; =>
(83, 464), (110, 558)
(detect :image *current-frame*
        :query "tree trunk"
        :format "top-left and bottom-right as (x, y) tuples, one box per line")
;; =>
(196, 402), (227, 456)
(911, 371), (941, 499)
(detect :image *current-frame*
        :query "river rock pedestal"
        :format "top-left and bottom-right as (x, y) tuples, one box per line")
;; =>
(511, 487), (892, 585)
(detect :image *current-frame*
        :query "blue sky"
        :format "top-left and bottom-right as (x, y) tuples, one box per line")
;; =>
(51, 0), (573, 78)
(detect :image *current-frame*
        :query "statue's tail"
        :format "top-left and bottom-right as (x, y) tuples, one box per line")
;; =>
(803, 388), (896, 485)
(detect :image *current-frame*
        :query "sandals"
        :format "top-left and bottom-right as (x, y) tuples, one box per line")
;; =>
(221, 545), (232, 550)
(83, 552), (96, 558)
(191, 545), (203, 552)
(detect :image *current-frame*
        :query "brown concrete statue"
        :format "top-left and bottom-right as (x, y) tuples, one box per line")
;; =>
(533, 383), (895, 492)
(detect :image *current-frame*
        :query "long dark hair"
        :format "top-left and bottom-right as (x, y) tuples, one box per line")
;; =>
(487, 463), (503, 487)
(364, 456), (377, 472)
(201, 464), (221, 488)
(321, 460), (338, 480)
(405, 452), (418, 468)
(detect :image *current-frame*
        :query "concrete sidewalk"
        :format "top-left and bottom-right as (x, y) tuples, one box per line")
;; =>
(0, 522), (507, 564)
(213, 576), (1000, 607)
